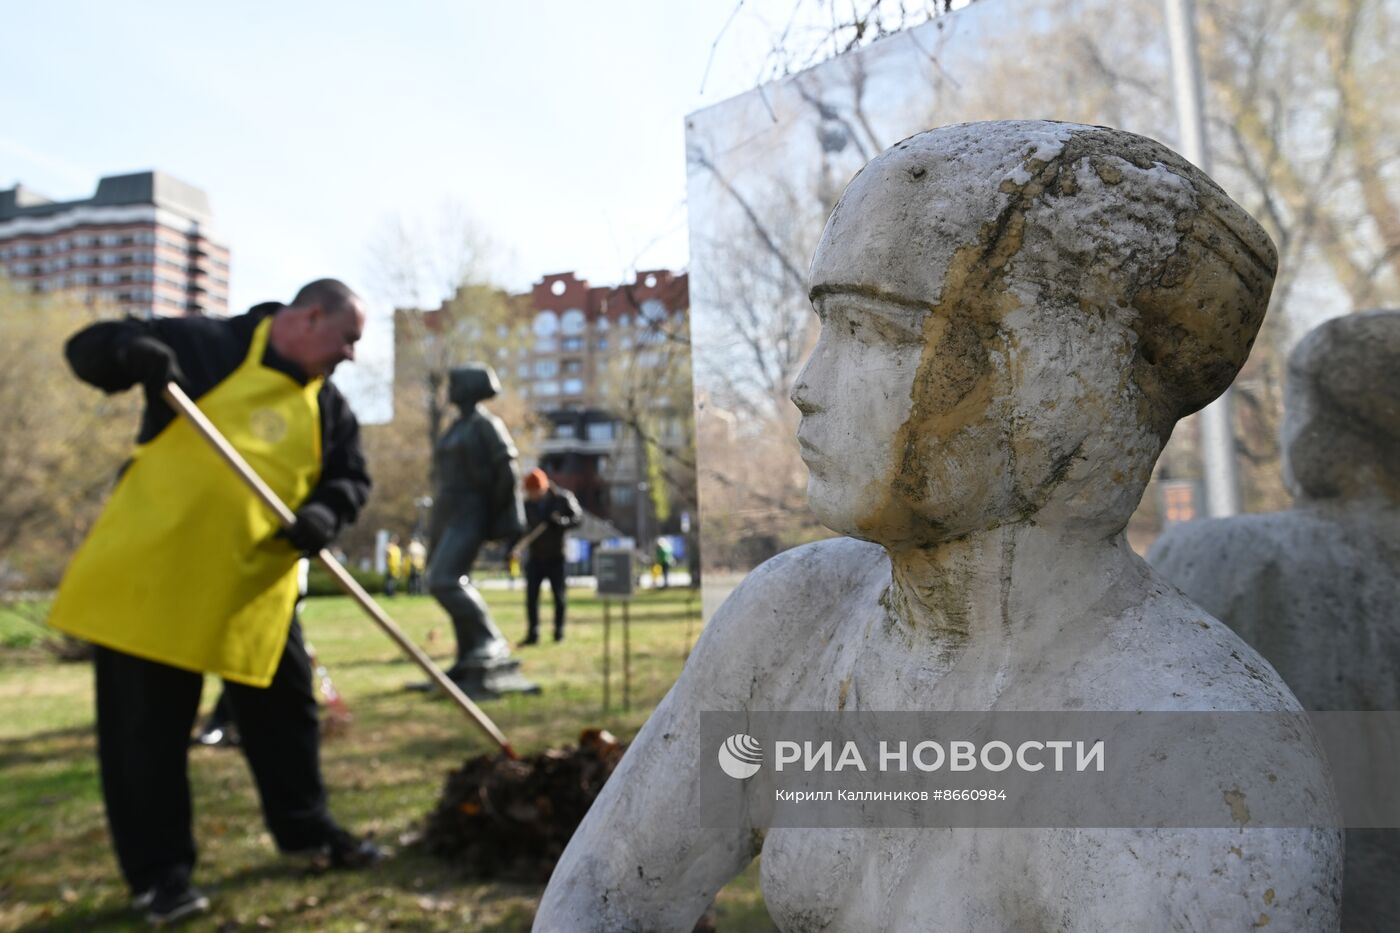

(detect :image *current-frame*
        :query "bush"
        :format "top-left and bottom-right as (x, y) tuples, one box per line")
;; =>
(305, 563), (385, 597)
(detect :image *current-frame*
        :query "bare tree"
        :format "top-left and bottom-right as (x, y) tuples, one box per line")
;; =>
(348, 210), (536, 559)
(0, 280), (139, 587)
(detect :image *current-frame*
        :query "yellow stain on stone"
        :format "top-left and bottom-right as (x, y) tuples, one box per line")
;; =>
(1224, 787), (1251, 825)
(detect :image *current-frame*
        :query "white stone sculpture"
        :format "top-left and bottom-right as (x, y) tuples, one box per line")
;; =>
(1150, 308), (1400, 932)
(536, 121), (1341, 931)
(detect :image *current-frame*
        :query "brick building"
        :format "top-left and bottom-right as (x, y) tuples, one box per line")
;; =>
(520, 270), (691, 535)
(407, 268), (693, 541)
(0, 171), (229, 318)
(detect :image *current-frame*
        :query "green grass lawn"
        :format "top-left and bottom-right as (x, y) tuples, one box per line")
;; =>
(0, 588), (775, 931)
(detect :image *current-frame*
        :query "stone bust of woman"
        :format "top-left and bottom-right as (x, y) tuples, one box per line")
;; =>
(536, 121), (1341, 931)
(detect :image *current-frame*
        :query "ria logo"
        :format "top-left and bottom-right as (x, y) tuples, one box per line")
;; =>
(718, 733), (763, 779)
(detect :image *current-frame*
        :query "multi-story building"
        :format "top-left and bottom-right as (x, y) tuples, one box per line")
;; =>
(519, 270), (691, 539)
(0, 171), (229, 318)
(406, 269), (692, 541)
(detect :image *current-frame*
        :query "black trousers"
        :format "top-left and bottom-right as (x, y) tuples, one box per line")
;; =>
(525, 557), (567, 639)
(94, 619), (337, 894)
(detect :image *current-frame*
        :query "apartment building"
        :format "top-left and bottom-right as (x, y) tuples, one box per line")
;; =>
(0, 171), (229, 317)
(521, 270), (691, 535)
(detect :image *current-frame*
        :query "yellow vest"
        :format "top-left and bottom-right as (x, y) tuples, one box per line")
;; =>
(49, 317), (322, 687)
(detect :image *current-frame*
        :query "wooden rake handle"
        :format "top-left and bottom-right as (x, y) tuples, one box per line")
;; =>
(162, 382), (516, 759)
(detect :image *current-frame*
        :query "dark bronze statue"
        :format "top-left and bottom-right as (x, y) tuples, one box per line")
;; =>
(423, 365), (537, 698)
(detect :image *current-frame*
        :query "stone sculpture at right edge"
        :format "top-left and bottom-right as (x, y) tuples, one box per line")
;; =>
(1151, 309), (1400, 932)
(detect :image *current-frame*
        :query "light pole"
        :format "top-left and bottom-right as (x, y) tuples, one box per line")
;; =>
(1165, 0), (1242, 517)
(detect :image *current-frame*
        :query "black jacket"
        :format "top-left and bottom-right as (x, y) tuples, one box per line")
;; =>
(522, 487), (582, 562)
(64, 303), (371, 532)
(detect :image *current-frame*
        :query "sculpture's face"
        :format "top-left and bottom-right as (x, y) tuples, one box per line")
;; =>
(791, 290), (934, 542)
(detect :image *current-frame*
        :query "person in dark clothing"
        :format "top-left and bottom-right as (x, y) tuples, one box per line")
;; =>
(56, 279), (380, 926)
(516, 468), (582, 645)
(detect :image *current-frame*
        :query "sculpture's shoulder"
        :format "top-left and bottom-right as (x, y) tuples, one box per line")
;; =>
(710, 537), (886, 640)
(726, 536), (887, 614)
(1087, 574), (1304, 712)
(693, 537), (886, 705)
(460, 407), (516, 458)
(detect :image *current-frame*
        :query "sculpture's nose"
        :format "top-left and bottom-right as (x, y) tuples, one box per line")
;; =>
(790, 339), (826, 416)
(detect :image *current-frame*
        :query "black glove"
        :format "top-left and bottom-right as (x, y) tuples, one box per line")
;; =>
(281, 503), (338, 554)
(118, 335), (185, 390)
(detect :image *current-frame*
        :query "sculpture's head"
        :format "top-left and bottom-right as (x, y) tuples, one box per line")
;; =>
(448, 365), (501, 409)
(1282, 309), (1400, 503)
(791, 121), (1276, 547)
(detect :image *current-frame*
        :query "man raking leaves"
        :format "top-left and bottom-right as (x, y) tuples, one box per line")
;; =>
(52, 280), (395, 925)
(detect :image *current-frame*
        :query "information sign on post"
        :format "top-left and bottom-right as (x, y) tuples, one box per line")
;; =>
(595, 548), (635, 599)
(595, 548), (635, 712)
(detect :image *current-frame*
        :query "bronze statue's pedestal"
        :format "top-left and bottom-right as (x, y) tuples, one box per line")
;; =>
(448, 656), (541, 699)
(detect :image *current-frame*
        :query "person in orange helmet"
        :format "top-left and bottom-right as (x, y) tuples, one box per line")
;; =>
(515, 468), (581, 645)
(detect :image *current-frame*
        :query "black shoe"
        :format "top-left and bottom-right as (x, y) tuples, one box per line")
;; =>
(553, 630), (564, 643)
(328, 827), (384, 869)
(518, 635), (539, 647)
(144, 879), (209, 927)
(288, 828), (384, 872)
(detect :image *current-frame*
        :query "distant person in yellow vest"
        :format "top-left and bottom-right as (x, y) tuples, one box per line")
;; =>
(384, 536), (403, 597)
(407, 536), (427, 595)
(53, 279), (381, 926)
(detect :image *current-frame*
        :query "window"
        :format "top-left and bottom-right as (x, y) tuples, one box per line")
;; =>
(561, 308), (586, 335)
(533, 311), (558, 337)
(552, 422), (575, 439)
(586, 421), (615, 442)
(596, 317), (610, 331)
(640, 299), (667, 324)
(561, 336), (584, 352)
(534, 380), (559, 396)
(562, 378), (584, 395)
(534, 359), (558, 378)
(595, 337), (609, 351)
(612, 485), (634, 507)
(562, 359), (582, 374)
(516, 363), (530, 379)
(535, 337), (557, 353)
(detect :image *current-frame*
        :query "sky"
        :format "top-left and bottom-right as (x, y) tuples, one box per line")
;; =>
(3, 0), (852, 415)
